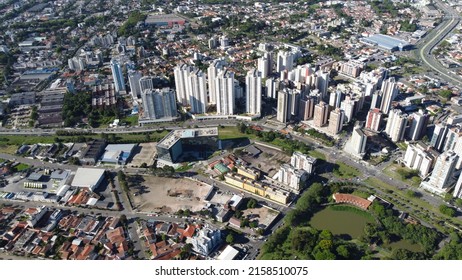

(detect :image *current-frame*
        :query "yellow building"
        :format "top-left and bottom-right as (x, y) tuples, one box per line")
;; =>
(224, 174), (290, 204)
(237, 166), (261, 180)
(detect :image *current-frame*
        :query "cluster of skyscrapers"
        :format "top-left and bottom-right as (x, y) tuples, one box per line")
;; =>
(173, 60), (262, 117)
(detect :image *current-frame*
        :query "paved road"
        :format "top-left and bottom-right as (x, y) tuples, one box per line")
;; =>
(0, 153), (78, 171)
(416, 0), (462, 87)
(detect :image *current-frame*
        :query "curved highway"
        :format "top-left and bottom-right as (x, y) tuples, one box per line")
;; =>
(417, 0), (462, 86)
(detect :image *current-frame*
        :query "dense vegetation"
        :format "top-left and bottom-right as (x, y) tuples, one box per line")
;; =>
(118, 11), (146, 37)
(62, 92), (92, 127)
(236, 123), (314, 154)
(261, 180), (442, 260)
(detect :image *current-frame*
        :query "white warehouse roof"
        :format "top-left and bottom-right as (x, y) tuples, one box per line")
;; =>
(71, 168), (105, 191)
(217, 245), (239, 260)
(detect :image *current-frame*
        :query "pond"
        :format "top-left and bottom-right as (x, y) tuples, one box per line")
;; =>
(388, 239), (423, 252)
(309, 207), (373, 239)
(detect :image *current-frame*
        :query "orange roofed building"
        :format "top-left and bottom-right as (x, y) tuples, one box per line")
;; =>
(332, 193), (372, 210)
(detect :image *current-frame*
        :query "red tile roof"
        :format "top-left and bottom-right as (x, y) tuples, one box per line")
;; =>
(333, 193), (372, 210)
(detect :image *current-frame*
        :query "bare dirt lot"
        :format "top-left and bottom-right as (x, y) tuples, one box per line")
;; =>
(130, 175), (212, 213)
(240, 144), (290, 177)
(128, 142), (157, 168)
(242, 205), (279, 229)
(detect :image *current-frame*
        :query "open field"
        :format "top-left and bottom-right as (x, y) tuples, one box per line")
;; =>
(218, 126), (257, 140)
(383, 163), (421, 187)
(128, 142), (157, 168)
(130, 176), (212, 213)
(333, 161), (361, 179)
(242, 205), (279, 229)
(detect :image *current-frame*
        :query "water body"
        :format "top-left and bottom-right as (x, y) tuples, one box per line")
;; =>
(309, 207), (373, 239)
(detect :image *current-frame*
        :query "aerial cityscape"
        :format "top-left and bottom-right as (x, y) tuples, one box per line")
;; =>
(1, 0), (462, 261)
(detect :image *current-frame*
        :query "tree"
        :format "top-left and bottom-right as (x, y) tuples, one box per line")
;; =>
(439, 205), (456, 217)
(120, 214), (128, 227)
(406, 190), (417, 198)
(247, 198), (257, 209)
(226, 233), (235, 244)
(240, 218), (250, 228)
(455, 198), (462, 208)
(336, 245), (350, 259)
(249, 220), (258, 228)
(444, 193), (453, 202)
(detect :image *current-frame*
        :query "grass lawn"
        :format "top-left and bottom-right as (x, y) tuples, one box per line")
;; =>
(176, 164), (193, 172)
(114, 130), (169, 142)
(0, 130), (170, 151)
(333, 161), (361, 178)
(396, 142), (408, 151)
(0, 135), (58, 145)
(0, 145), (19, 154)
(307, 149), (326, 161)
(15, 163), (30, 171)
(218, 126), (256, 140)
(122, 115), (139, 126)
(383, 163), (421, 187)
(363, 177), (462, 230)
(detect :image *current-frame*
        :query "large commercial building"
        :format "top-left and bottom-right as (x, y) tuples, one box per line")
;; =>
(313, 101), (329, 127)
(291, 152), (316, 174)
(71, 168), (106, 192)
(224, 174), (290, 204)
(360, 34), (411, 52)
(215, 70), (235, 115)
(110, 59), (126, 93)
(366, 108), (383, 132)
(385, 109), (408, 142)
(421, 151), (458, 195)
(101, 144), (137, 165)
(145, 14), (186, 27)
(156, 127), (219, 165)
(245, 69), (262, 116)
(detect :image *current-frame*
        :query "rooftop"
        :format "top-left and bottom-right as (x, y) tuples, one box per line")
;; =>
(157, 127), (218, 149)
(361, 34), (410, 51)
(71, 168), (105, 189)
(217, 245), (239, 260)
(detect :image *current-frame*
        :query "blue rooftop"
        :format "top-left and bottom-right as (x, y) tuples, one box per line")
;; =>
(361, 34), (410, 51)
